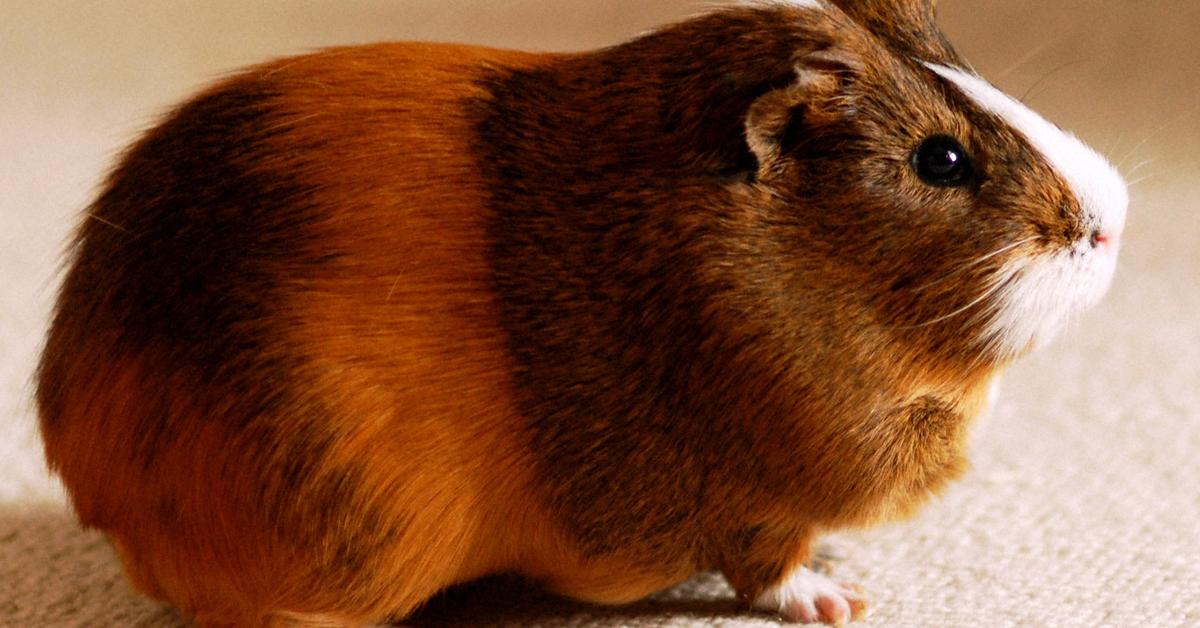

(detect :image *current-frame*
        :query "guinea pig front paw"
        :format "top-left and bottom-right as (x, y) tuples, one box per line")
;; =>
(753, 566), (868, 626)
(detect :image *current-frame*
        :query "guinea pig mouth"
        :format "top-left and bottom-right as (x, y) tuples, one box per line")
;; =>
(979, 242), (1120, 359)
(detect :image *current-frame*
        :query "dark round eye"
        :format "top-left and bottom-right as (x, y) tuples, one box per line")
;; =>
(912, 135), (974, 187)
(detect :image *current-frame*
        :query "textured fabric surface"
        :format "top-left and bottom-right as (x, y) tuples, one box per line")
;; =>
(2, 2), (1197, 627)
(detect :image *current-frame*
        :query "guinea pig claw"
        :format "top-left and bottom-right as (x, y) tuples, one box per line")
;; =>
(754, 567), (869, 625)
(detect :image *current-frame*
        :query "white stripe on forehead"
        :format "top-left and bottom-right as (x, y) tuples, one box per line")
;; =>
(925, 63), (1128, 237)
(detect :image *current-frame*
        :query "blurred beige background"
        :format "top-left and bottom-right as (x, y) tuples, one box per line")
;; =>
(2, 1), (1197, 626)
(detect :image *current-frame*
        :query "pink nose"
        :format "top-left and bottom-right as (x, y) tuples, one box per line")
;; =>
(1090, 229), (1120, 248)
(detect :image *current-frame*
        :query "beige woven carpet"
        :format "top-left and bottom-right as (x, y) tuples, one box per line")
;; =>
(3, 2), (1197, 626)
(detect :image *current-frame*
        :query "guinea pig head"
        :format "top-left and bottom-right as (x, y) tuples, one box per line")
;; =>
(736, 0), (1128, 373)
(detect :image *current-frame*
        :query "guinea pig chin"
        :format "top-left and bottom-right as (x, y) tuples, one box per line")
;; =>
(923, 64), (1129, 359)
(980, 245), (1120, 359)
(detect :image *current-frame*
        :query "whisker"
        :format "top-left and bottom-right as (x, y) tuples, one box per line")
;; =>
(1101, 131), (1126, 161)
(1124, 157), (1156, 176)
(1127, 155), (1200, 187)
(997, 42), (1050, 79)
(1128, 173), (1160, 187)
(1019, 58), (1091, 103)
(913, 236), (1041, 293)
(898, 268), (1019, 329)
(1116, 108), (1198, 169)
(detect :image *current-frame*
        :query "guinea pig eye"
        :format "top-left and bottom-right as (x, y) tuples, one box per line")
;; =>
(912, 135), (974, 187)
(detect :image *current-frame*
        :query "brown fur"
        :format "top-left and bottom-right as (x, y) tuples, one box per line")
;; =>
(38, 1), (1088, 625)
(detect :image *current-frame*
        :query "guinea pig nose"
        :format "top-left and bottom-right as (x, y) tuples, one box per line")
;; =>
(1089, 229), (1115, 248)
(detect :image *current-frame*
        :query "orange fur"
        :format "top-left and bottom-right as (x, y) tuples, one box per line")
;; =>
(39, 43), (709, 625)
(37, 3), (1103, 625)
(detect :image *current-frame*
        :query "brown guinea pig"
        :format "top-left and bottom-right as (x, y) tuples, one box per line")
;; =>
(36, 0), (1128, 625)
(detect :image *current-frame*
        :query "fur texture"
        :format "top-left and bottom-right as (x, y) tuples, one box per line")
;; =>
(36, 1), (1125, 625)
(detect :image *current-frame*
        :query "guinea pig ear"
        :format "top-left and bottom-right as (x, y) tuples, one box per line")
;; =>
(824, 0), (959, 64)
(744, 47), (861, 179)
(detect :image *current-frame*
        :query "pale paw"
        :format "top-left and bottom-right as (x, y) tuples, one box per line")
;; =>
(753, 566), (868, 626)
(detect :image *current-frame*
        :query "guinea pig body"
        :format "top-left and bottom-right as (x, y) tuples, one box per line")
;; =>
(37, 1), (1127, 626)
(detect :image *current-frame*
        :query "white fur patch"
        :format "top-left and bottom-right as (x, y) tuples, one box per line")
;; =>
(983, 244), (1119, 357)
(754, 566), (868, 624)
(925, 64), (1128, 357)
(926, 64), (1128, 240)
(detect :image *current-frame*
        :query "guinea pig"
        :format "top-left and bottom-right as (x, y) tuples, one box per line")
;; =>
(36, 0), (1128, 625)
